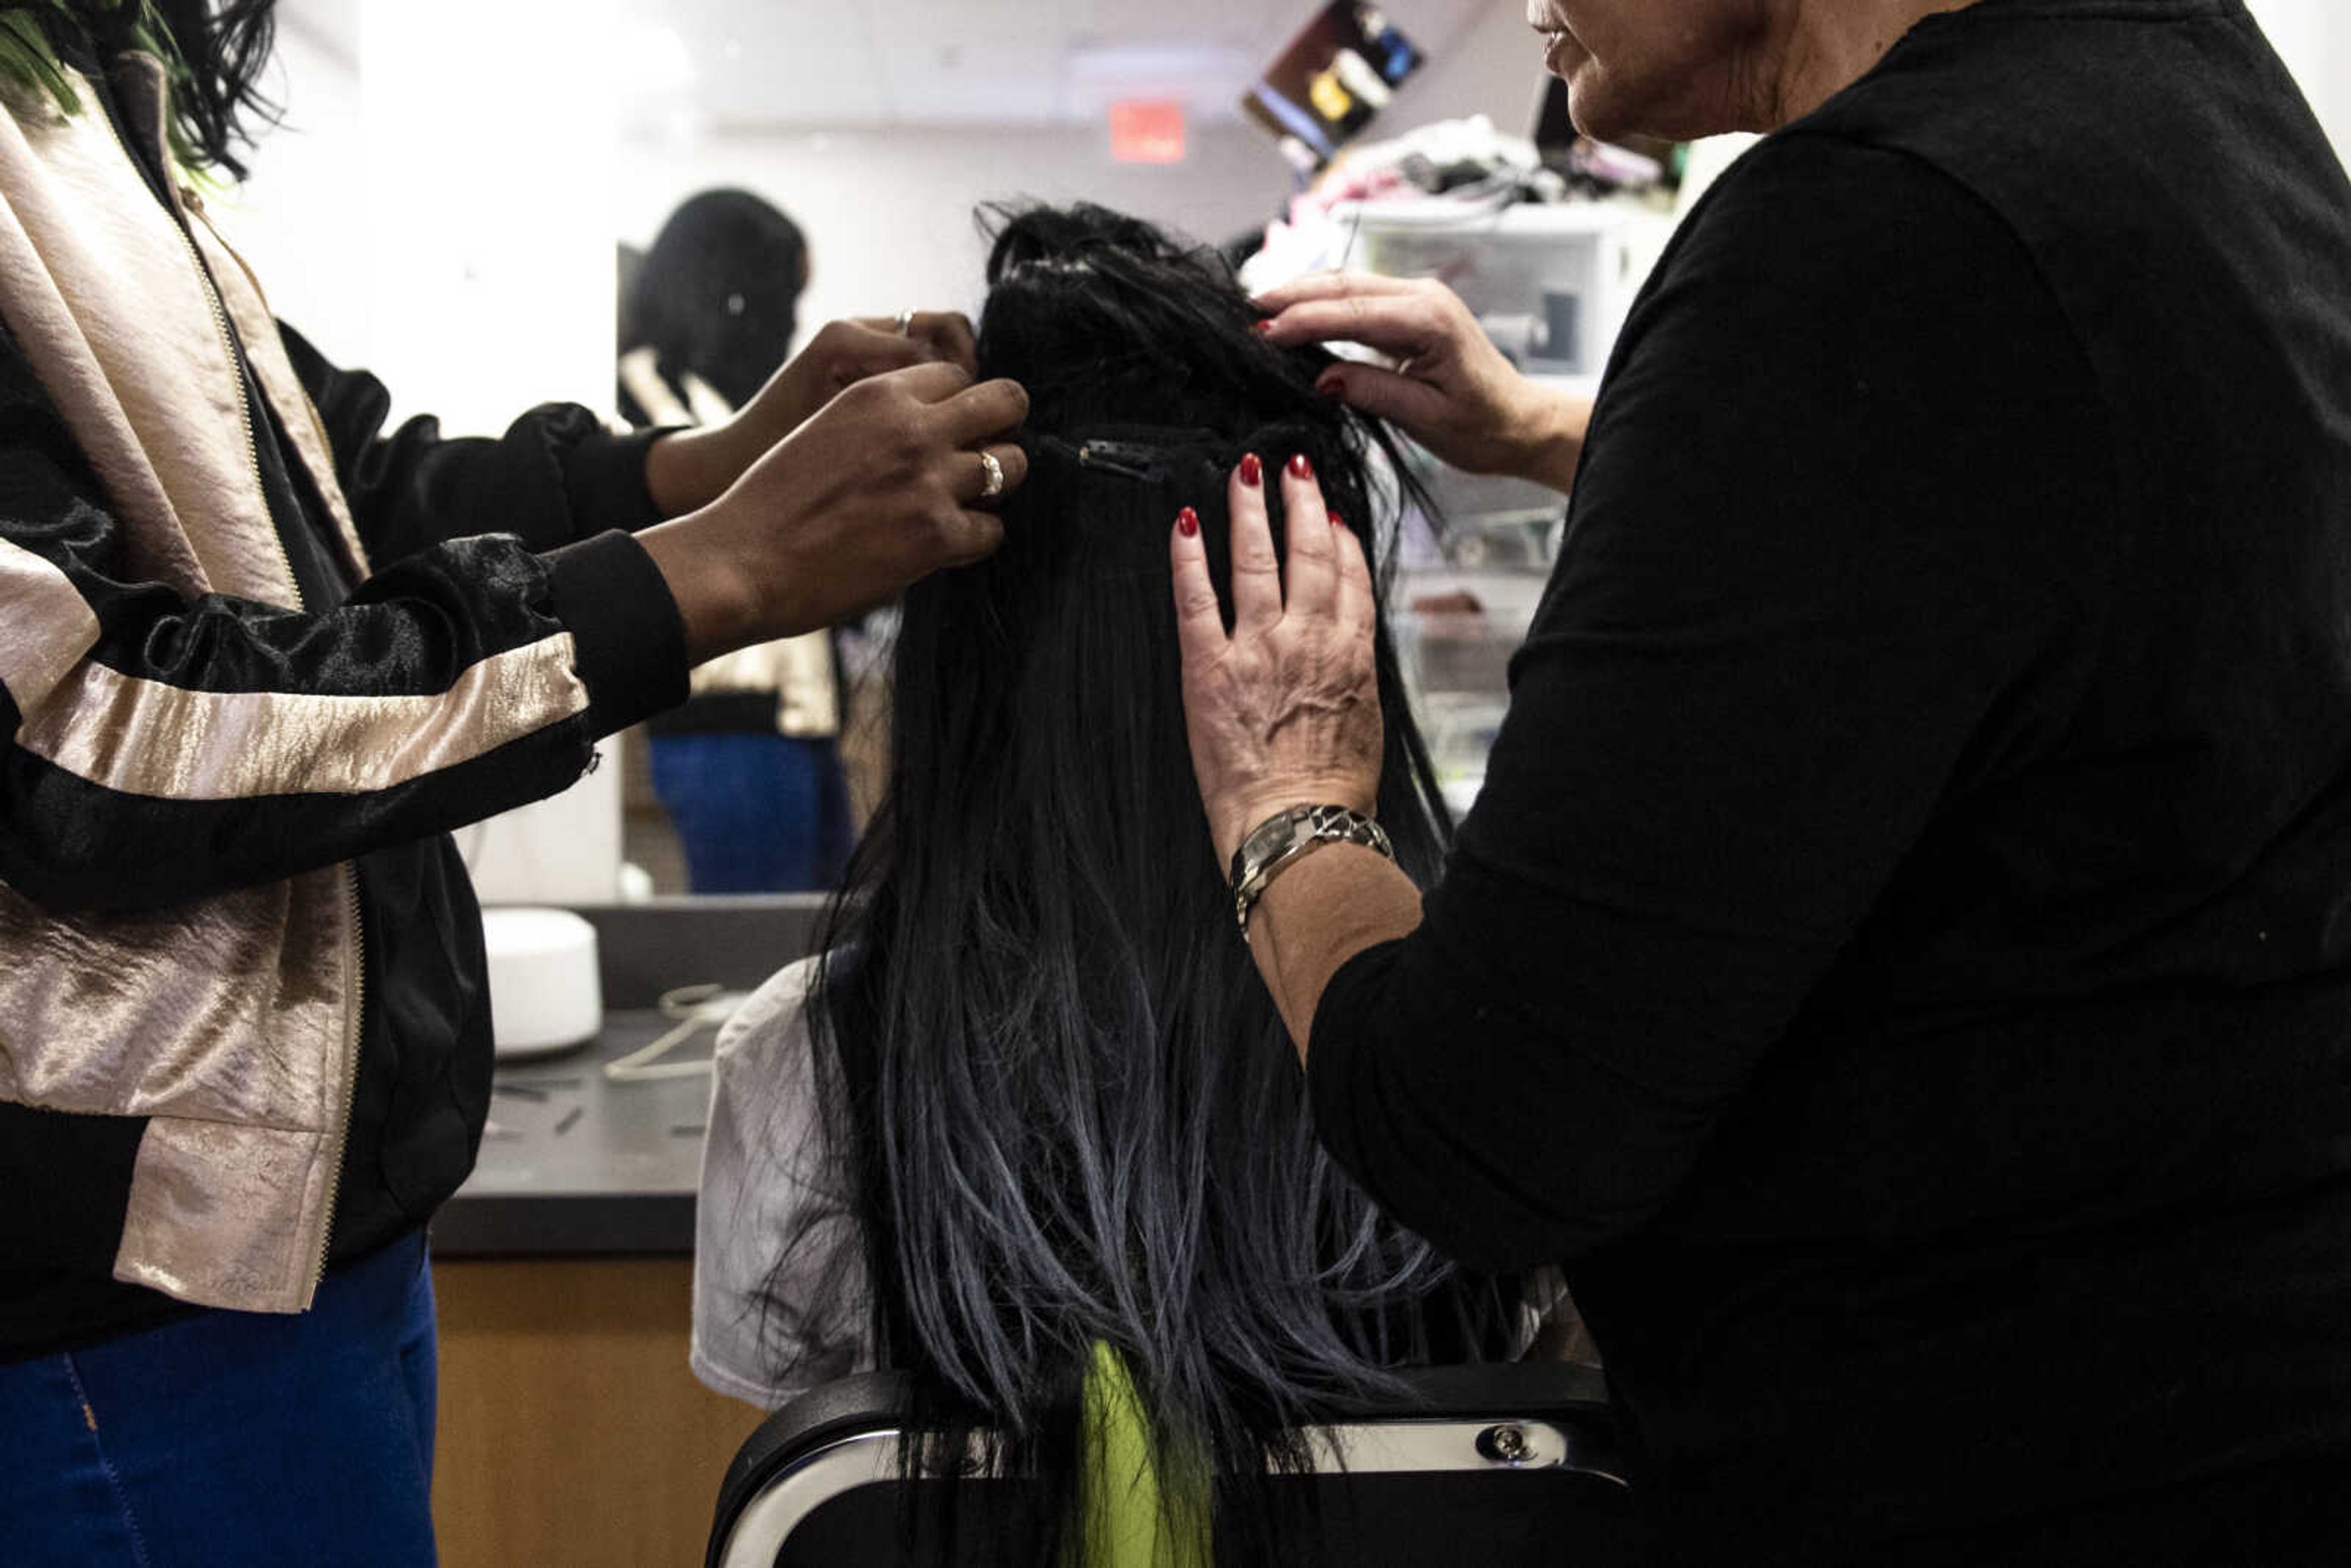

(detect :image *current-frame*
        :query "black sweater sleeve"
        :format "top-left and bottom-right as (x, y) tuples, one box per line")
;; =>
(0, 319), (686, 915)
(1309, 137), (2115, 1272)
(278, 321), (668, 565)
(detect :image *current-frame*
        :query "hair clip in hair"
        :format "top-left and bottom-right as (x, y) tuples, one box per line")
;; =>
(1030, 433), (1176, 486)
(1073, 440), (1169, 484)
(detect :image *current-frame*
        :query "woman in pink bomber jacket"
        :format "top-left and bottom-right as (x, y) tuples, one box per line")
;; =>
(0, 4), (1030, 1562)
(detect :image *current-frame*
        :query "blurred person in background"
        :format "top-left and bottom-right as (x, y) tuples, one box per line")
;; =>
(622, 190), (915, 893)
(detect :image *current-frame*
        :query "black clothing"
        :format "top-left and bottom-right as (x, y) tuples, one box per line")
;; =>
(615, 358), (687, 437)
(1312, 0), (2351, 1559)
(1, 66), (687, 1356)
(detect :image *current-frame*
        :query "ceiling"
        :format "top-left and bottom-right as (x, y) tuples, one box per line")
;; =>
(280, 0), (1498, 130)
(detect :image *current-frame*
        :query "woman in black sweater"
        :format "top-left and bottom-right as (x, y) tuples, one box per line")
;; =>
(1181, 0), (2351, 1561)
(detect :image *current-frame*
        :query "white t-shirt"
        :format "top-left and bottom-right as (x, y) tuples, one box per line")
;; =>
(691, 957), (874, 1410)
(691, 958), (1569, 1410)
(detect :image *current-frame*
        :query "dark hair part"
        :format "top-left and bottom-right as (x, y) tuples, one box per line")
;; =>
(623, 188), (809, 410)
(770, 202), (1518, 1563)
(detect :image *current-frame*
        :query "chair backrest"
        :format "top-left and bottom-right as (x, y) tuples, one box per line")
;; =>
(708, 1363), (1643, 1568)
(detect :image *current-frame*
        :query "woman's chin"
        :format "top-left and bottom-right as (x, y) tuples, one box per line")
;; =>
(1543, 43), (1631, 140)
(1561, 73), (1629, 143)
(1567, 70), (1729, 144)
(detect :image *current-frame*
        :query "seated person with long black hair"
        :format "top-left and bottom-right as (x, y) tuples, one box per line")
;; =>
(692, 203), (1531, 1563)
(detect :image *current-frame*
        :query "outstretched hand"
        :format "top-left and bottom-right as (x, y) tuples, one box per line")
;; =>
(647, 312), (981, 516)
(775, 312), (981, 425)
(1169, 450), (1384, 870)
(642, 361), (1029, 662)
(1255, 272), (1588, 495)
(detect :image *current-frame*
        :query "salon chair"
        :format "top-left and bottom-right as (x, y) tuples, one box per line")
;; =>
(706, 1362), (1644, 1567)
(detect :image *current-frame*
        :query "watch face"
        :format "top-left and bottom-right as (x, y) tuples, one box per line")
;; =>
(1242, 811), (1305, 868)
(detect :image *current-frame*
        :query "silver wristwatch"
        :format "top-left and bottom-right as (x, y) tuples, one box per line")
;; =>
(1228, 804), (1395, 934)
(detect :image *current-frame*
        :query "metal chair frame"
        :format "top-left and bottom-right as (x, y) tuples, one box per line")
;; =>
(709, 1364), (1630, 1568)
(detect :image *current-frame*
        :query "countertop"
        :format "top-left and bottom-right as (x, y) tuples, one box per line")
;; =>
(431, 896), (826, 1259)
(432, 1011), (719, 1256)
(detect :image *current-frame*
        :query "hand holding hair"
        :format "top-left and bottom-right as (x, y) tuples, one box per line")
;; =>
(647, 311), (981, 516)
(1171, 451), (1384, 868)
(1254, 271), (1591, 496)
(1169, 451), (1427, 1057)
(640, 361), (1029, 664)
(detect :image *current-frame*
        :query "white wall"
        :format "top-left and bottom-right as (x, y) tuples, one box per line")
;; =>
(226, 1), (620, 432)
(2333, 33), (2351, 163)
(613, 3), (1553, 336)
(244, 0), (2349, 357)
(253, 0), (1557, 377)
(2243, 0), (2347, 161)
(218, 14), (368, 364)
(617, 123), (1292, 336)
(1386, 0), (1551, 135)
(222, 1), (628, 906)
(356, 0), (618, 438)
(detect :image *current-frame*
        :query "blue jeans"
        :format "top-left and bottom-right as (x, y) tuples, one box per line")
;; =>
(650, 730), (852, 894)
(0, 1231), (438, 1567)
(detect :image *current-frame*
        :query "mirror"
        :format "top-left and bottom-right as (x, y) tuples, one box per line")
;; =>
(233, 0), (1599, 899)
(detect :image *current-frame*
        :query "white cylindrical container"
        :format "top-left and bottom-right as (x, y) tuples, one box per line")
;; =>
(481, 907), (603, 1060)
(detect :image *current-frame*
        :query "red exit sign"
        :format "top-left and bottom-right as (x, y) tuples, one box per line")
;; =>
(1110, 100), (1187, 165)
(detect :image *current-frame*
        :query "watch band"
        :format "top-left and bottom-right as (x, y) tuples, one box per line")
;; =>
(1229, 804), (1395, 934)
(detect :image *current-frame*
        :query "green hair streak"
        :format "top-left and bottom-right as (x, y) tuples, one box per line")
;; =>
(0, 2), (212, 177)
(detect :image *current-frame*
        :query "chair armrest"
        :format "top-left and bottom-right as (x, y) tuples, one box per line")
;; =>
(708, 1361), (1621, 1566)
(1325, 1361), (1613, 1422)
(708, 1372), (920, 1568)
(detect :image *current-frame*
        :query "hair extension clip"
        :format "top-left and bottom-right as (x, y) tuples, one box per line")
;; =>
(1071, 439), (1169, 484)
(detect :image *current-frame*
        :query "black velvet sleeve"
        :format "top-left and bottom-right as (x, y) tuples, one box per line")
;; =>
(1308, 135), (2116, 1272)
(0, 318), (685, 914)
(278, 322), (669, 567)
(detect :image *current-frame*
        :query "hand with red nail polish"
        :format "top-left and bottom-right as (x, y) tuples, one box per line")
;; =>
(1167, 451), (1382, 869)
(1252, 271), (1589, 494)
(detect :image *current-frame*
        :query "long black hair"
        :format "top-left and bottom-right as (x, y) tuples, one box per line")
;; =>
(623, 188), (809, 411)
(771, 202), (1518, 1562)
(0, 2), (278, 178)
(149, 0), (272, 177)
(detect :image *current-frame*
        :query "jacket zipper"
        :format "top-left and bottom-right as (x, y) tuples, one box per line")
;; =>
(187, 202), (371, 582)
(94, 73), (361, 1304)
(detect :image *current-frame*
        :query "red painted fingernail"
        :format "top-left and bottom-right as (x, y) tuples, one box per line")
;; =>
(1329, 511), (1345, 530)
(1240, 453), (1263, 487)
(1288, 453), (1314, 481)
(1314, 370), (1346, 399)
(1177, 507), (1199, 538)
(1253, 318), (1275, 335)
